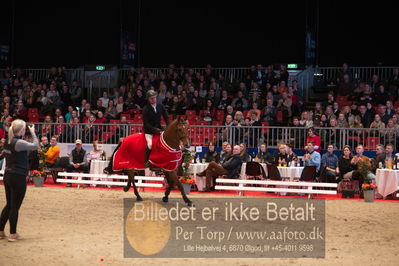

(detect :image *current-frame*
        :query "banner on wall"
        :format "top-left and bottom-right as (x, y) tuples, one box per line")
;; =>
(120, 30), (136, 68)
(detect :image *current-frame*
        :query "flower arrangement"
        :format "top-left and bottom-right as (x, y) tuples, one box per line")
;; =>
(179, 150), (195, 184)
(32, 170), (46, 178)
(361, 183), (376, 191)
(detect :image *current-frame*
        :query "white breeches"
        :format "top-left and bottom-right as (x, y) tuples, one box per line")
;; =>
(145, 134), (153, 149)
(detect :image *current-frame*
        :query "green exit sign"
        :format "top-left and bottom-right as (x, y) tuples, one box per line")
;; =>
(287, 64), (298, 69)
(96, 65), (105, 71)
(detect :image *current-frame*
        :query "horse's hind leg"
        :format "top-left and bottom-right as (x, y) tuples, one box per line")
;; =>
(127, 169), (142, 201)
(162, 171), (172, 203)
(168, 171), (193, 206)
(123, 169), (132, 192)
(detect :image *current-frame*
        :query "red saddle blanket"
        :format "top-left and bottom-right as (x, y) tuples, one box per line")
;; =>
(112, 132), (182, 171)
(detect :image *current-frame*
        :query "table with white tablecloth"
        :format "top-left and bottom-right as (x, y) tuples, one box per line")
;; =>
(376, 169), (399, 198)
(188, 163), (209, 191)
(240, 163), (304, 180)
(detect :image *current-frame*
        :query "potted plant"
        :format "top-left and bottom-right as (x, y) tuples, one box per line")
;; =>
(179, 150), (195, 195)
(362, 183), (376, 202)
(32, 170), (46, 187)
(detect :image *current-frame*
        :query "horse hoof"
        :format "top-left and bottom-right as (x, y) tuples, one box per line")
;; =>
(162, 197), (168, 203)
(187, 201), (193, 207)
(136, 197), (143, 202)
(123, 186), (130, 192)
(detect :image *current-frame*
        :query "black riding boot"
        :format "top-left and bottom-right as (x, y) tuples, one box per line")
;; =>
(144, 147), (151, 168)
(103, 142), (122, 175)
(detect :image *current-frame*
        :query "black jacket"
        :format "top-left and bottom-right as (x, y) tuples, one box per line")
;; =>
(222, 154), (243, 179)
(142, 103), (170, 134)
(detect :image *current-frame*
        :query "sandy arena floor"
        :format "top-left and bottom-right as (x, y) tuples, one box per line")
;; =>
(0, 186), (398, 266)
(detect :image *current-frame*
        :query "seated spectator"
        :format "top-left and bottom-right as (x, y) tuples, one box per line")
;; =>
(70, 80), (82, 105)
(326, 119), (340, 148)
(202, 99), (216, 121)
(104, 100), (117, 120)
(45, 136), (60, 168)
(247, 102), (261, 120)
(83, 114), (97, 143)
(93, 99), (106, 115)
(1, 108), (13, 133)
(87, 140), (105, 163)
(231, 91), (248, 111)
(303, 141), (321, 172)
(168, 96), (184, 116)
(233, 111), (245, 125)
(66, 139), (89, 187)
(371, 143), (395, 173)
(99, 91), (110, 108)
(134, 89), (147, 110)
(273, 143), (288, 165)
(320, 144), (339, 182)
(338, 145), (355, 181)
(261, 98), (276, 124)
(351, 145), (375, 183)
(314, 102), (323, 117)
(306, 127), (321, 153)
(197, 145), (243, 192)
(217, 90), (231, 110)
(299, 111), (313, 128)
(255, 143), (273, 163)
(374, 84), (390, 106)
(13, 100), (28, 121)
(219, 143), (232, 164)
(239, 143), (250, 162)
(225, 105), (235, 119)
(203, 142), (220, 163)
(115, 96), (126, 117)
(370, 114), (385, 129)
(286, 144), (298, 164)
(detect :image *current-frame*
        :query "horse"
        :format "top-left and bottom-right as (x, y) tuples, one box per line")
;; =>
(111, 117), (192, 206)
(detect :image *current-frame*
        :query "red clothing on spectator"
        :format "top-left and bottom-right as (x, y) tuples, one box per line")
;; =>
(0, 128), (5, 139)
(306, 135), (321, 152)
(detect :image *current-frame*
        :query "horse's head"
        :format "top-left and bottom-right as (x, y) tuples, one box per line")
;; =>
(163, 117), (191, 150)
(175, 117), (190, 149)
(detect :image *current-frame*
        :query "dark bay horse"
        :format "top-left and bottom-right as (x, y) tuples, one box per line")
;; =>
(114, 117), (192, 206)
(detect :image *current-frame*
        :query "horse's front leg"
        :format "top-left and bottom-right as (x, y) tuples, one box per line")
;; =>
(127, 169), (142, 201)
(168, 171), (192, 206)
(123, 169), (132, 192)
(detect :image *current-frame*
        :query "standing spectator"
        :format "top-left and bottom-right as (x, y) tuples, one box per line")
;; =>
(306, 127), (321, 153)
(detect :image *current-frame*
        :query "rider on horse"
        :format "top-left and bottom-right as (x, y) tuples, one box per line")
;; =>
(103, 89), (169, 174)
(142, 89), (170, 167)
